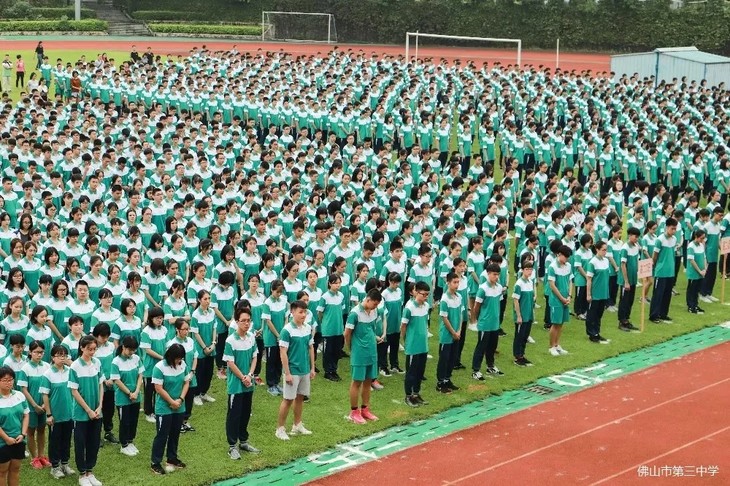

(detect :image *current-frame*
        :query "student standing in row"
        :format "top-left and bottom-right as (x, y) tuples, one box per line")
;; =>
(401, 282), (430, 407)
(586, 241), (611, 344)
(436, 272), (462, 393)
(18, 341), (50, 469)
(617, 227), (641, 331)
(40, 345), (75, 479)
(471, 264), (504, 379)
(649, 218), (678, 323)
(0, 365), (28, 486)
(512, 262), (535, 366)
(110, 336), (144, 457)
(547, 245), (573, 356)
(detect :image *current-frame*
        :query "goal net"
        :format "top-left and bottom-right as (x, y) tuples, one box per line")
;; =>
(405, 32), (522, 68)
(262, 11), (337, 43)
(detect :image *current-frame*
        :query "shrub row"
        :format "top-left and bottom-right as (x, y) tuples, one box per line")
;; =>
(30, 7), (97, 19)
(129, 10), (198, 21)
(0, 19), (106, 30)
(115, 0), (263, 22)
(148, 22), (261, 35)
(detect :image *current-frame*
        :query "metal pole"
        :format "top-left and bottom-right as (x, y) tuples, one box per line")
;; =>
(75, 0), (81, 21)
(517, 40), (521, 67)
(405, 33), (410, 60)
(415, 30), (419, 63)
(327, 14), (331, 44)
(556, 38), (560, 69)
(261, 11), (265, 41)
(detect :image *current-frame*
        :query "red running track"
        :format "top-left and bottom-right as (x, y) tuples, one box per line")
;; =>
(309, 342), (730, 486)
(2, 39), (610, 72)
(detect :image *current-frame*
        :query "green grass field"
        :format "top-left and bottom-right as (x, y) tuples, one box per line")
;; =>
(12, 49), (730, 486)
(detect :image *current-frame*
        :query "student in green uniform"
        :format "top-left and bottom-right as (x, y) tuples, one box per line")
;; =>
(512, 262), (535, 366)
(649, 218), (678, 323)
(0, 365), (28, 486)
(344, 289), (382, 424)
(586, 241), (611, 344)
(40, 345), (75, 479)
(110, 336), (143, 457)
(223, 307), (259, 460)
(547, 245), (573, 356)
(617, 227), (641, 331)
(317, 274), (345, 382)
(212, 272), (236, 380)
(191, 290), (216, 405)
(167, 319), (197, 433)
(686, 229), (707, 315)
(401, 281), (430, 407)
(471, 264), (504, 379)
(69, 335), (104, 486)
(262, 280), (287, 395)
(18, 340), (50, 470)
(140, 307), (166, 423)
(275, 300), (315, 441)
(150, 344), (190, 475)
(93, 323), (117, 448)
(379, 273), (404, 376)
(436, 272), (462, 393)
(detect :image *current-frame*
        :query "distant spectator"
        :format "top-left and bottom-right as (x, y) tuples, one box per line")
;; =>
(14, 55), (24, 89)
(34, 42), (44, 70)
(130, 45), (141, 63)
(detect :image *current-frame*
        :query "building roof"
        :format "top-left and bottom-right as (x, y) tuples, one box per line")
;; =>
(611, 46), (730, 64)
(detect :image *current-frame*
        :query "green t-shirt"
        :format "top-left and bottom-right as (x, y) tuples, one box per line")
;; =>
(586, 256), (610, 300)
(618, 242), (640, 286)
(317, 291), (345, 337)
(547, 260), (572, 307)
(68, 357), (104, 422)
(345, 304), (378, 366)
(686, 241), (707, 281)
(39, 365), (73, 423)
(223, 331), (257, 395)
(17, 361), (51, 409)
(653, 233), (677, 278)
(140, 326), (167, 378)
(382, 287), (403, 335)
(401, 300), (430, 355)
(438, 291), (463, 344)
(151, 360), (190, 416)
(191, 307), (216, 355)
(475, 282), (503, 332)
(0, 390), (29, 448)
(512, 277), (535, 323)
(110, 354), (144, 406)
(262, 296), (287, 347)
(278, 322), (313, 375)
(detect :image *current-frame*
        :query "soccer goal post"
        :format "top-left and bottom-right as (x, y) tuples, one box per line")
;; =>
(405, 32), (522, 67)
(262, 11), (337, 43)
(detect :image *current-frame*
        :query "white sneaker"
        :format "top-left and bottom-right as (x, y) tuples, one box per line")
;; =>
(426, 354), (433, 359)
(370, 380), (384, 390)
(120, 445), (136, 456)
(399, 344), (405, 351)
(51, 466), (66, 479)
(699, 295), (712, 303)
(549, 347), (561, 357)
(708, 295), (720, 302)
(62, 464), (75, 476)
(201, 394), (216, 403)
(607, 306), (617, 312)
(291, 422), (312, 435)
(164, 464), (176, 473)
(193, 396), (204, 406)
(145, 414), (156, 423)
(467, 322), (477, 331)
(87, 474), (103, 486)
(427, 331), (433, 337)
(129, 443), (139, 455)
(228, 446), (241, 460)
(78, 477), (91, 486)
(275, 426), (290, 441)
(556, 345), (569, 355)
(534, 302), (541, 308)
(527, 336), (536, 344)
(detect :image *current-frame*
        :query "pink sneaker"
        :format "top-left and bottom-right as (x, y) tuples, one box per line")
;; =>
(360, 407), (379, 421)
(30, 457), (43, 469)
(39, 456), (52, 467)
(348, 409), (366, 424)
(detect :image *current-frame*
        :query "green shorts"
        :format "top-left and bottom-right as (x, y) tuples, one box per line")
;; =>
(550, 305), (570, 325)
(351, 364), (378, 382)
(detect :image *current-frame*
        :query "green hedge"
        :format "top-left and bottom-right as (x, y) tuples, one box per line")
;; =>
(272, 0), (730, 55)
(115, 0), (264, 22)
(0, 19), (107, 30)
(148, 22), (261, 35)
(130, 10), (198, 21)
(31, 7), (96, 18)
(27, 0), (67, 6)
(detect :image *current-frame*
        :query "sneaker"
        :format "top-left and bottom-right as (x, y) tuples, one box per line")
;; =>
(543, 323), (552, 330)
(370, 380), (384, 390)
(527, 336), (536, 344)
(446, 381), (460, 391)
(201, 394), (216, 403)
(497, 328), (507, 336)
(104, 432), (119, 444)
(391, 366), (405, 375)
(404, 395), (420, 407)
(467, 322), (477, 331)
(486, 367), (504, 376)
(324, 372), (339, 382)
(415, 394), (428, 405)
(399, 343), (405, 351)
(347, 409), (367, 424)
(436, 382), (452, 393)
(254, 376), (264, 386)
(549, 346), (561, 356)
(87, 474), (103, 486)
(452, 363), (466, 370)
(291, 422), (312, 435)
(217, 369), (227, 380)
(696, 307), (706, 313)
(472, 371), (485, 381)
(228, 446), (241, 460)
(180, 422), (195, 432)
(671, 289), (680, 296)
(606, 305), (618, 312)
(641, 298), (651, 304)
(576, 313), (586, 321)
(145, 414), (156, 423)
(521, 358), (534, 366)
(302, 395), (310, 403)
(618, 323), (633, 332)
(589, 335), (601, 343)
(427, 331), (434, 338)
(62, 464), (75, 476)
(275, 426), (290, 440)
(699, 295), (712, 303)
(650, 317), (663, 324)
(661, 316), (673, 323)
(708, 295), (720, 302)
(31, 457), (44, 469)
(688, 308), (699, 314)
(556, 345), (569, 355)
(274, 384), (283, 394)
(79, 476), (92, 486)
(150, 464), (166, 475)
(514, 358), (528, 367)
(239, 442), (260, 453)
(379, 368), (392, 377)
(596, 335), (610, 344)
(193, 396), (204, 406)
(166, 458), (186, 469)
(267, 386), (281, 396)
(129, 444), (140, 455)
(120, 445), (136, 457)
(40, 456), (51, 467)
(426, 354), (433, 359)
(51, 466), (65, 479)
(360, 407), (379, 421)
(626, 323), (640, 331)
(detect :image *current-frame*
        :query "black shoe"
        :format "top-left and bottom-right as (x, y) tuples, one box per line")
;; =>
(332, 372), (342, 382)
(303, 395), (310, 403)
(167, 458), (186, 469)
(105, 432), (119, 444)
(497, 328), (507, 337)
(436, 383), (452, 394)
(314, 366), (320, 373)
(618, 323), (632, 332)
(661, 316), (673, 323)
(151, 464), (166, 475)
(404, 395), (420, 407)
(626, 322), (640, 331)
(597, 335), (611, 344)
(589, 335), (601, 343)
(453, 363), (466, 370)
(391, 366), (405, 374)
(486, 367), (504, 376)
(649, 317), (662, 324)
(543, 323), (552, 330)
(324, 372), (338, 382)
(514, 358), (528, 367)
(340, 351), (349, 358)
(414, 394), (428, 405)
(688, 308), (698, 314)
(446, 380), (460, 391)
(696, 307), (706, 314)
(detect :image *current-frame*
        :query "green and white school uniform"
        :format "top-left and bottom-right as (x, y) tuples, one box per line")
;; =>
(401, 300), (430, 356)
(166, 336), (197, 388)
(346, 304), (379, 380)
(162, 296), (189, 339)
(222, 331), (256, 394)
(89, 307), (121, 332)
(512, 276), (535, 323)
(191, 307), (216, 357)
(0, 315), (29, 343)
(68, 357), (104, 422)
(110, 354), (144, 407)
(211, 285), (235, 336)
(474, 281), (503, 332)
(61, 334), (84, 361)
(121, 290), (148, 322)
(587, 256), (610, 300)
(686, 241), (706, 282)
(39, 365), (73, 424)
(151, 361), (190, 416)
(17, 360), (51, 427)
(317, 291), (345, 338)
(382, 287), (403, 335)
(112, 316), (143, 349)
(66, 299), (97, 334)
(261, 296), (287, 347)
(0, 390), (29, 448)
(25, 324), (54, 362)
(140, 325), (168, 379)
(439, 290), (463, 345)
(547, 260), (572, 324)
(278, 322), (313, 375)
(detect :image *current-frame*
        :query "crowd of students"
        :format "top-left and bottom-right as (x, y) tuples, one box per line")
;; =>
(0, 44), (728, 486)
